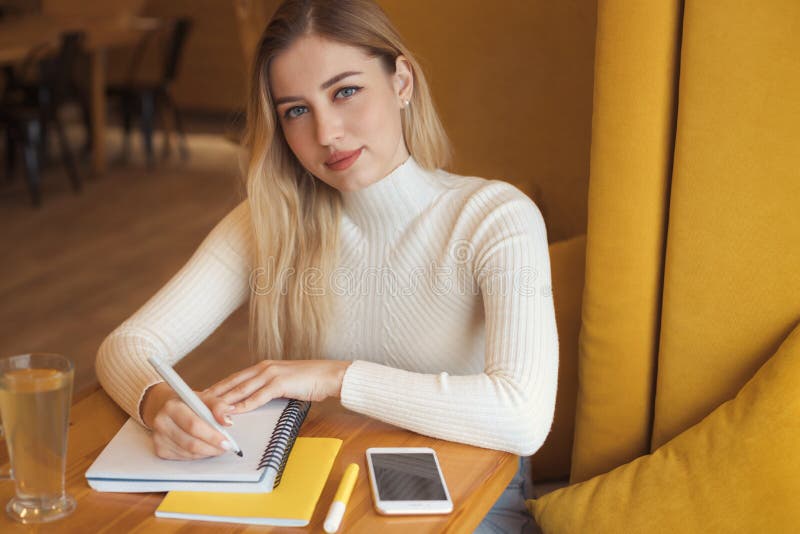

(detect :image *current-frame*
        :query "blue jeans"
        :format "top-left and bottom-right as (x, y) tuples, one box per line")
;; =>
(474, 456), (541, 534)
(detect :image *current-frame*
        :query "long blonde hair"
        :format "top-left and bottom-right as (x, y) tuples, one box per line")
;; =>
(244, 0), (451, 360)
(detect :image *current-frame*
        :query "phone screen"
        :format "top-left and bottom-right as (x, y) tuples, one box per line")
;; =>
(371, 453), (448, 501)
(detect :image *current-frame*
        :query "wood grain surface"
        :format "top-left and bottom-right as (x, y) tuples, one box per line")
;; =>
(0, 389), (517, 533)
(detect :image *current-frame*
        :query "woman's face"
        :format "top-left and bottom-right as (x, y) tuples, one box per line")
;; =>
(269, 34), (413, 192)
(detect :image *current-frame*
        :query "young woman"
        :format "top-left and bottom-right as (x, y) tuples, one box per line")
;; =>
(97, 0), (557, 531)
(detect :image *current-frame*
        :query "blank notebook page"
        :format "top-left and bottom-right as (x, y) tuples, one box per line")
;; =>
(87, 398), (290, 482)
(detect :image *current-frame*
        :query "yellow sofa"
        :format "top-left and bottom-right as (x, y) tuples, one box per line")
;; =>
(531, 0), (800, 530)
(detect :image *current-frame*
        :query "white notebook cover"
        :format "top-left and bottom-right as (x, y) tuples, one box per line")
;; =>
(86, 398), (291, 493)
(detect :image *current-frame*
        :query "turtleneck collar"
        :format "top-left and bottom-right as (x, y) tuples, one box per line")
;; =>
(340, 156), (445, 236)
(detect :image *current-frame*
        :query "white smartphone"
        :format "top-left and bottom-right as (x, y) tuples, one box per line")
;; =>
(365, 447), (453, 515)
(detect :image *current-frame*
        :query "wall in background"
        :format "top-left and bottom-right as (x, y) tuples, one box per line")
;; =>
(132, 0), (596, 241)
(381, 0), (596, 241)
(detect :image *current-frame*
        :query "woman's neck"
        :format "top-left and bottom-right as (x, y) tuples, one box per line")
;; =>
(339, 157), (445, 237)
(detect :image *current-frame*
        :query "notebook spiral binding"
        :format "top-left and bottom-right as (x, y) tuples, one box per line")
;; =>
(257, 399), (311, 488)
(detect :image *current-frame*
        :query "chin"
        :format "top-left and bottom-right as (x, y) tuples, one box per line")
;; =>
(339, 174), (372, 193)
(334, 181), (361, 193)
(330, 166), (376, 193)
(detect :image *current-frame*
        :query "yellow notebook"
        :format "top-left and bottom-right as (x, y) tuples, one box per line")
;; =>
(155, 437), (342, 526)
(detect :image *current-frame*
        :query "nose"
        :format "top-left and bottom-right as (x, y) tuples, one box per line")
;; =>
(314, 106), (344, 146)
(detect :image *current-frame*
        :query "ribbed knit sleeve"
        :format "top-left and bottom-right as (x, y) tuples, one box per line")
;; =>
(96, 202), (253, 424)
(340, 189), (559, 456)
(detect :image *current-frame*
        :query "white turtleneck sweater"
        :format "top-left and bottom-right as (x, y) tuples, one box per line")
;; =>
(96, 157), (558, 456)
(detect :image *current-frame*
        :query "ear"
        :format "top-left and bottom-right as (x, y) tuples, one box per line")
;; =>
(393, 55), (414, 106)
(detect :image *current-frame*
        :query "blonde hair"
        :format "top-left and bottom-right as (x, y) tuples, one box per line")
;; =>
(244, 0), (451, 360)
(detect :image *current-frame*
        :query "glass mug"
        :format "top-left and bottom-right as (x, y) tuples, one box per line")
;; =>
(0, 353), (76, 523)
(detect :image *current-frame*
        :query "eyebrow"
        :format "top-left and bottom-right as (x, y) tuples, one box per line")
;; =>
(273, 71), (363, 106)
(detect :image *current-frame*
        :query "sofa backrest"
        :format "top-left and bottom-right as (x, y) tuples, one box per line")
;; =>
(569, 1), (681, 483)
(651, 0), (800, 451)
(570, 0), (800, 483)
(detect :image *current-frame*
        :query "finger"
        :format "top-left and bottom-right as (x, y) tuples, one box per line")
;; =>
(152, 400), (226, 458)
(220, 366), (280, 405)
(152, 415), (212, 460)
(162, 433), (217, 460)
(232, 382), (282, 414)
(204, 395), (235, 427)
(163, 401), (230, 456)
(165, 415), (228, 458)
(153, 431), (209, 460)
(206, 364), (266, 397)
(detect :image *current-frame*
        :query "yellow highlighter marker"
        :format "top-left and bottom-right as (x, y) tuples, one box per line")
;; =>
(324, 463), (359, 533)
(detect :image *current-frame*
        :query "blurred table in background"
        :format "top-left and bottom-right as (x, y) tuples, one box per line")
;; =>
(0, 13), (158, 176)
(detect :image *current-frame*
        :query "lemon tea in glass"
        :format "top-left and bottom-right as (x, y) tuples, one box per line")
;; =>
(0, 353), (76, 523)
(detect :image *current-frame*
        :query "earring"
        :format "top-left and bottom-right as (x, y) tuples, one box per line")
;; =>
(403, 99), (410, 108)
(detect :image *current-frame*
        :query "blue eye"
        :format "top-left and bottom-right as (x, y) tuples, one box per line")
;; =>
(335, 86), (361, 99)
(284, 106), (307, 119)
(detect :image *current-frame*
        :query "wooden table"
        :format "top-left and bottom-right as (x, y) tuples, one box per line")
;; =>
(0, 388), (518, 532)
(0, 14), (156, 177)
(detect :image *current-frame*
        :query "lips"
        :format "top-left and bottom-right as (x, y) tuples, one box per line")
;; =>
(325, 148), (363, 171)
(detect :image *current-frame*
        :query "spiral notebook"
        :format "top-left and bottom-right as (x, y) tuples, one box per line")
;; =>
(86, 398), (310, 493)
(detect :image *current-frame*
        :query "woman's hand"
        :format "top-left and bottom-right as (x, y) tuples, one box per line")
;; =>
(140, 382), (234, 460)
(205, 360), (352, 415)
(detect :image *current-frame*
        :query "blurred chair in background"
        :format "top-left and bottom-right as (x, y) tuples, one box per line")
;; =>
(1, 31), (84, 206)
(107, 16), (192, 168)
(2, 31), (92, 159)
(0, 0), (41, 20)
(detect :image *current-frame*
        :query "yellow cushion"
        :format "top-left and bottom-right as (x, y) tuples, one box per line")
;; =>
(529, 321), (800, 533)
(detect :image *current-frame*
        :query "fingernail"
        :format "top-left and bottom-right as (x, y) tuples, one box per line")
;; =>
(224, 416), (233, 426)
(223, 405), (235, 413)
(220, 440), (232, 451)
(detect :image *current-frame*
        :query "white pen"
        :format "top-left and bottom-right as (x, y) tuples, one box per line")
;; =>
(147, 356), (243, 458)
